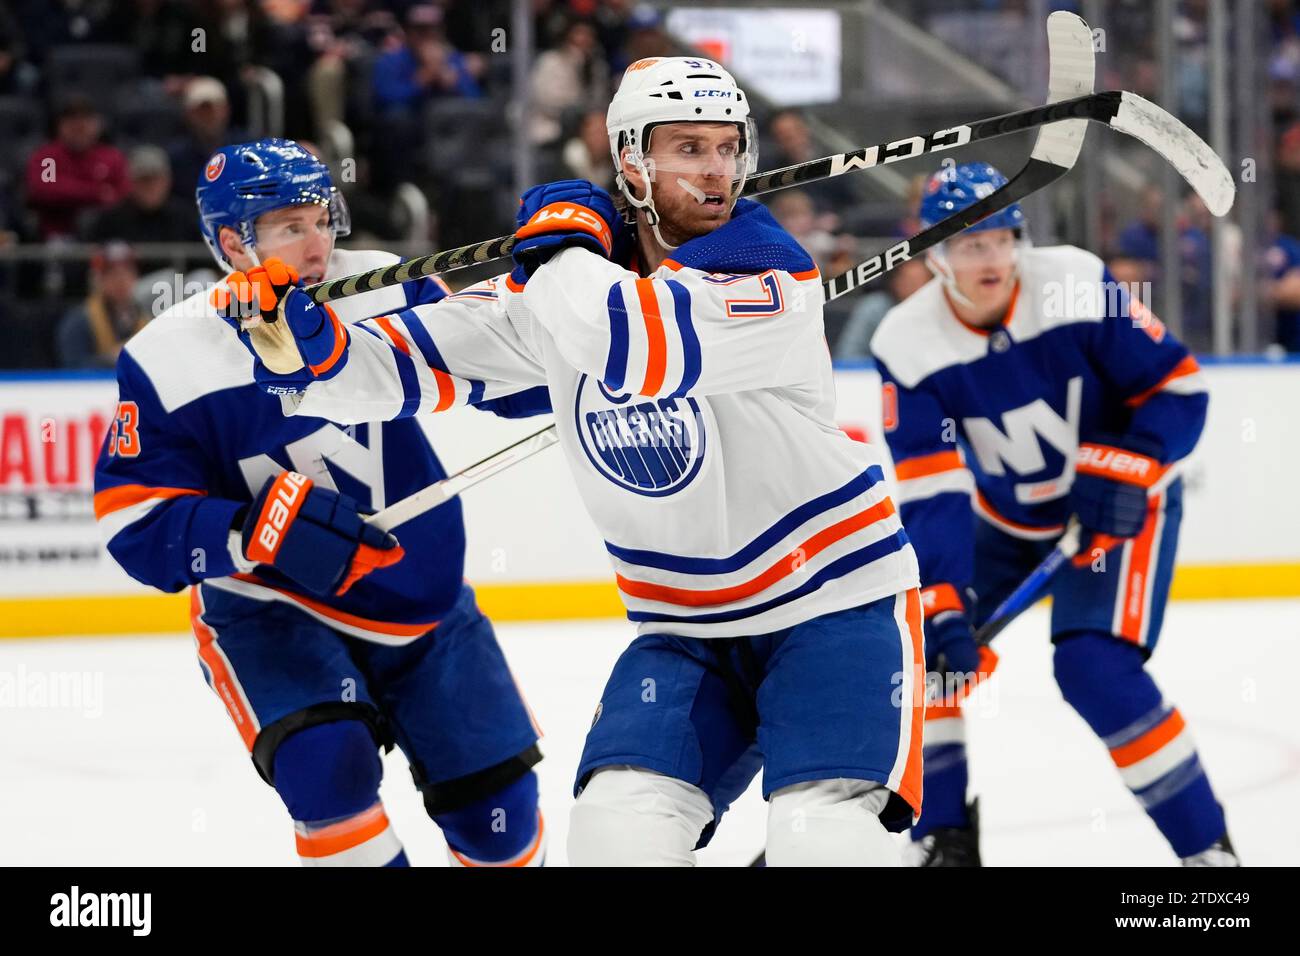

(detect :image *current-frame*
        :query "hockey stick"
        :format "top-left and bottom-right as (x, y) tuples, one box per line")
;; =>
(355, 125), (1090, 531)
(973, 519), (1083, 646)
(365, 425), (559, 532)
(302, 13), (1107, 306)
(355, 14), (1095, 531)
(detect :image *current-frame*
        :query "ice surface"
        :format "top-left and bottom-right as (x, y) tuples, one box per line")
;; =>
(1, 599), (1296, 865)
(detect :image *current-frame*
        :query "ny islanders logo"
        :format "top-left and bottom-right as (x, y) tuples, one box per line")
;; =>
(204, 152), (226, 182)
(574, 375), (710, 496)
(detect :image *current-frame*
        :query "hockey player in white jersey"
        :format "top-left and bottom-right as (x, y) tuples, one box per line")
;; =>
(228, 60), (926, 866)
(95, 139), (550, 866)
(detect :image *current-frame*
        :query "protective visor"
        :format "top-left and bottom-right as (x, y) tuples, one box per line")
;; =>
(636, 117), (759, 205)
(250, 191), (352, 252)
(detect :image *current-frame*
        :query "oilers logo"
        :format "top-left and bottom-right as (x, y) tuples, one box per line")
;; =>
(574, 374), (709, 497)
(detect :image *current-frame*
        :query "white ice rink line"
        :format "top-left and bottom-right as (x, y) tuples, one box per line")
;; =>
(1, 600), (1297, 866)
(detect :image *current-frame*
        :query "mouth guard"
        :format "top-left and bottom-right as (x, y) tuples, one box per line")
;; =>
(676, 178), (709, 204)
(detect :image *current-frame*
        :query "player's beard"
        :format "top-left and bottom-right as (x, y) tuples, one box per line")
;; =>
(652, 183), (733, 247)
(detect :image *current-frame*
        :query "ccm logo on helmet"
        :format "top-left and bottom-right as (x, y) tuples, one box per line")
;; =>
(694, 89), (735, 98)
(254, 471), (311, 558)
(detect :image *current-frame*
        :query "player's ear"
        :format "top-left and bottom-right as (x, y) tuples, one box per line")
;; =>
(218, 226), (247, 264)
(621, 148), (648, 198)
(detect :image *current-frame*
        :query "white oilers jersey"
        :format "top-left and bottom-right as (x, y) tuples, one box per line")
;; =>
(289, 242), (921, 639)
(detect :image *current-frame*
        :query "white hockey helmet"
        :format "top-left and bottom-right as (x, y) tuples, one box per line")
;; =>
(606, 56), (758, 248)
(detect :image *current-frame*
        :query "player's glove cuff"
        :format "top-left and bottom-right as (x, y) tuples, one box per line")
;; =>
(1071, 434), (1164, 539)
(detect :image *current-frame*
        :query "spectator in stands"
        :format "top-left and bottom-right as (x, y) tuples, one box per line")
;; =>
(10, 0), (117, 66)
(371, 4), (484, 112)
(168, 76), (245, 200)
(528, 17), (608, 145)
(84, 146), (195, 264)
(766, 109), (859, 225)
(609, 4), (672, 74)
(104, 0), (199, 83)
(768, 190), (837, 272)
(56, 242), (151, 369)
(1112, 185), (1165, 286)
(834, 257), (931, 360)
(24, 94), (129, 240)
(1277, 120), (1300, 239)
(1265, 213), (1300, 352)
(0, 12), (38, 96)
(305, 0), (388, 139)
(562, 109), (615, 190)
(370, 4), (484, 192)
(1114, 187), (1230, 350)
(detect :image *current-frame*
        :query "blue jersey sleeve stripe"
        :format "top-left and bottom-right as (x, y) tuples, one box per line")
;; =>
(604, 283), (630, 390)
(397, 307), (449, 372)
(392, 346), (422, 418)
(625, 529), (909, 624)
(666, 279), (700, 398)
(605, 465), (886, 574)
(468, 379), (485, 404)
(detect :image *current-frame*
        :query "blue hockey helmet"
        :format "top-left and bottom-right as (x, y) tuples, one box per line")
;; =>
(919, 162), (1025, 234)
(195, 138), (350, 269)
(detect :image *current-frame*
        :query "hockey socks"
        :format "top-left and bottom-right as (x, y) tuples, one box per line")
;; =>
(1054, 632), (1227, 857)
(273, 720), (407, 867)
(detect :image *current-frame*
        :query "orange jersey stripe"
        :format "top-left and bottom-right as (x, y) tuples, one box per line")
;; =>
(1110, 709), (1185, 768)
(616, 498), (896, 607)
(230, 574), (438, 637)
(431, 367), (456, 412)
(789, 267), (821, 281)
(1119, 495), (1161, 643)
(895, 449), (964, 481)
(974, 489), (1064, 536)
(635, 278), (667, 396)
(94, 484), (203, 520)
(190, 588), (258, 751)
(374, 315), (411, 356)
(1126, 354), (1201, 407)
(899, 587), (926, 814)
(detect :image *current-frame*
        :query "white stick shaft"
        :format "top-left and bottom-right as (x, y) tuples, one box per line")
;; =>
(366, 425), (559, 533)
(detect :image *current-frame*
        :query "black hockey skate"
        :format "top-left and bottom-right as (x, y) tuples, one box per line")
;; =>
(906, 799), (982, 867)
(1181, 832), (1240, 867)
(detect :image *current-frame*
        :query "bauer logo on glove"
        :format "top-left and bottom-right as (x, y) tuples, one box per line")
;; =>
(241, 471), (405, 597)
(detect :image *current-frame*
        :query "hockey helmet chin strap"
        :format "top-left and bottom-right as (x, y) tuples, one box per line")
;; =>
(617, 150), (680, 251)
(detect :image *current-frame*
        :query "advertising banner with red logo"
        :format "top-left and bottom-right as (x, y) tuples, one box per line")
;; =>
(0, 376), (142, 595)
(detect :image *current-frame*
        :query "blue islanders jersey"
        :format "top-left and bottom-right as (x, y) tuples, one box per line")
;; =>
(870, 245), (1208, 615)
(94, 248), (550, 645)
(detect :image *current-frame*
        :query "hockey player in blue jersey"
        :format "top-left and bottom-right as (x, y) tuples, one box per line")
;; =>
(871, 162), (1237, 866)
(93, 139), (550, 866)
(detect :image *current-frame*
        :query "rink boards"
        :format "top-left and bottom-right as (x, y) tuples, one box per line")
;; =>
(1, 360), (1296, 638)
